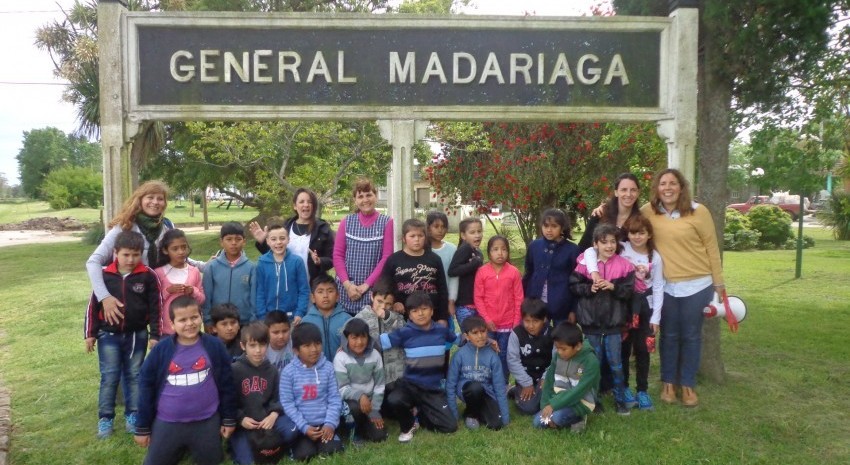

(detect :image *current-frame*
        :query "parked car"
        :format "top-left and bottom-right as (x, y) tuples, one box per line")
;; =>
(727, 195), (811, 220)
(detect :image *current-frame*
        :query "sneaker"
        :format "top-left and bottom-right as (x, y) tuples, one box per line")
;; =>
(615, 402), (631, 416)
(570, 416), (587, 434)
(637, 391), (655, 411)
(592, 402), (605, 415)
(464, 417), (480, 430)
(97, 417), (114, 439)
(621, 387), (637, 409)
(398, 428), (415, 443)
(125, 412), (137, 434)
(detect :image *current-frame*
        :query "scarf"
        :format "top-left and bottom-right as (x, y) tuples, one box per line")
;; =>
(136, 212), (164, 266)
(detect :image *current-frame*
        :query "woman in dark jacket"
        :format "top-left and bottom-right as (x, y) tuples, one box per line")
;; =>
(250, 188), (335, 282)
(578, 173), (642, 251)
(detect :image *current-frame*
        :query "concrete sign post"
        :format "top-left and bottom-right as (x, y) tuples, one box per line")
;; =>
(98, 5), (698, 226)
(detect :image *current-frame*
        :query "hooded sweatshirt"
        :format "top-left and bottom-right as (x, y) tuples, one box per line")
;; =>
(202, 251), (256, 325)
(446, 343), (510, 424)
(474, 262), (524, 331)
(333, 334), (385, 419)
(301, 304), (352, 362)
(540, 341), (600, 416)
(279, 353), (340, 434)
(354, 305), (406, 384)
(255, 250), (310, 320)
(569, 252), (635, 335)
(231, 356), (283, 425)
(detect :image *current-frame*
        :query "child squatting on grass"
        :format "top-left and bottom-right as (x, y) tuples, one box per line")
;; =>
(211, 303), (244, 362)
(380, 292), (460, 442)
(230, 322), (298, 465)
(278, 322), (344, 461)
(333, 318), (389, 443)
(446, 315), (510, 430)
(534, 322), (600, 432)
(85, 230), (161, 439)
(134, 295), (237, 465)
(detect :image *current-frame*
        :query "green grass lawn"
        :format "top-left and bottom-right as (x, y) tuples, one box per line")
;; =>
(0, 228), (848, 464)
(0, 199), (261, 226)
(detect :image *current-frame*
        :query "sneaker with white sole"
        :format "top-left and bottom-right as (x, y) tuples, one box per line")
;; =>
(615, 401), (631, 416)
(398, 428), (415, 443)
(97, 417), (114, 439)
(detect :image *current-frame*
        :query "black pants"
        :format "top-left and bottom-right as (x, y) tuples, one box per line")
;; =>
(291, 432), (343, 462)
(385, 379), (457, 434)
(346, 399), (388, 442)
(623, 290), (652, 392)
(462, 381), (504, 430)
(143, 414), (222, 465)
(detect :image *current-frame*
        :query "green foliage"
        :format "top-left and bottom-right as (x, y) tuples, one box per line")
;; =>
(82, 222), (105, 245)
(784, 234), (816, 250)
(15, 127), (101, 199)
(724, 208), (761, 250)
(428, 122), (665, 246)
(748, 204), (793, 248)
(41, 167), (103, 210)
(148, 121), (390, 217)
(817, 190), (850, 240)
(747, 122), (840, 197)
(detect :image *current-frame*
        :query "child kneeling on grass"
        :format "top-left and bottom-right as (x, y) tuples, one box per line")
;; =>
(230, 322), (298, 465)
(380, 292), (459, 442)
(534, 322), (600, 433)
(279, 322), (344, 461)
(446, 316), (510, 430)
(334, 318), (388, 443)
(134, 295), (237, 465)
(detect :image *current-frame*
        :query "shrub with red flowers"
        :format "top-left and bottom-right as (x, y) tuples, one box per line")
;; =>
(427, 122), (666, 246)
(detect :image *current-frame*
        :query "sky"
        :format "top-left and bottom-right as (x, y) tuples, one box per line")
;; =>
(0, 0), (599, 184)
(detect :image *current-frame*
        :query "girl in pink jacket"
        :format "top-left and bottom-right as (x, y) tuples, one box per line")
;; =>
(474, 235), (524, 382)
(154, 229), (205, 335)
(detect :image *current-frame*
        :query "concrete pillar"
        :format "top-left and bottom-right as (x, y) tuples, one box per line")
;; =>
(98, 0), (131, 222)
(657, 6), (698, 187)
(377, 119), (429, 250)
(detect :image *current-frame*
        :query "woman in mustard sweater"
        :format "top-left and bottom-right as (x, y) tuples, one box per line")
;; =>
(640, 168), (724, 408)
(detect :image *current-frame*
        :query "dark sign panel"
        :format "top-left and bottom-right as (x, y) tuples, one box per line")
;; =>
(128, 15), (665, 119)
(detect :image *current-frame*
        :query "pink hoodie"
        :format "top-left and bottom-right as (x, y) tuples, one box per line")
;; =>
(473, 262), (524, 330)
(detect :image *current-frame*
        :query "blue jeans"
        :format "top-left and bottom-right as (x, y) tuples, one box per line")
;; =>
(585, 333), (626, 400)
(533, 406), (583, 428)
(455, 306), (478, 328)
(230, 414), (299, 465)
(660, 285), (714, 387)
(489, 330), (511, 383)
(97, 329), (147, 419)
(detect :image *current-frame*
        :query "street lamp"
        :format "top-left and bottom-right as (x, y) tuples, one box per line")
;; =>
(751, 167), (764, 196)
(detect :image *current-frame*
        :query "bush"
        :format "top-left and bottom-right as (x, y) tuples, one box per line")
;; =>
(748, 205), (793, 248)
(783, 234), (816, 250)
(41, 167), (102, 210)
(724, 208), (760, 250)
(83, 222), (105, 246)
(724, 229), (761, 251)
(725, 208), (751, 234)
(817, 191), (850, 240)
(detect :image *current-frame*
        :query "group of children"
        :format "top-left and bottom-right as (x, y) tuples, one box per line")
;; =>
(85, 205), (666, 464)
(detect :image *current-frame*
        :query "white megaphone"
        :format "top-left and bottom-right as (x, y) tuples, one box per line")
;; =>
(703, 292), (747, 332)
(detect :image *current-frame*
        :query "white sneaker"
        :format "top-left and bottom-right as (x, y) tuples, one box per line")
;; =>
(398, 428), (415, 443)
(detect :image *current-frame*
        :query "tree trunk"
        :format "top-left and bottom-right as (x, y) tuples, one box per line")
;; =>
(695, 18), (733, 385)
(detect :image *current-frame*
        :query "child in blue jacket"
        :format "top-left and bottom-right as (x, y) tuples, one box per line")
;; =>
(254, 222), (310, 322)
(447, 316), (510, 430)
(202, 222), (256, 330)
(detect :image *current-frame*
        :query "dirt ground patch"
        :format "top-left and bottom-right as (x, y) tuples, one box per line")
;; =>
(0, 217), (90, 232)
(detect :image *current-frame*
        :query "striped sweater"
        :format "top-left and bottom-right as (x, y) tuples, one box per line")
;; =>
(279, 354), (340, 434)
(333, 337), (385, 419)
(380, 321), (457, 390)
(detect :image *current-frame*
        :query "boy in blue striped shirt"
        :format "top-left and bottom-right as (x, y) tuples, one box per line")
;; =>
(380, 292), (458, 442)
(279, 323), (343, 461)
